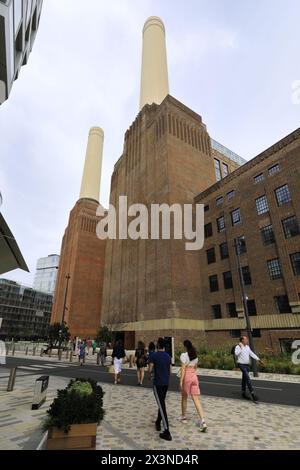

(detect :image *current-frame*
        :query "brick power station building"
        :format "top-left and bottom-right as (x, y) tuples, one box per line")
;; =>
(52, 17), (300, 353)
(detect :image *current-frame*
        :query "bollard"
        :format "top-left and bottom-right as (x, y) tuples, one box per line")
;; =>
(25, 346), (29, 356)
(33, 346), (36, 356)
(7, 368), (17, 392)
(58, 349), (62, 361)
(69, 351), (73, 363)
(40, 348), (43, 357)
(12, 345), (15, 356)
(65, 350), (69, 360)
(97, 353), (100, 365)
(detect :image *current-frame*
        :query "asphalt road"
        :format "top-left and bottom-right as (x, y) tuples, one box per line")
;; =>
(2, 356), (300, 407)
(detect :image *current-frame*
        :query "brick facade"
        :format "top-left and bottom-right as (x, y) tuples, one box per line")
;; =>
(51, 198), (106, 339)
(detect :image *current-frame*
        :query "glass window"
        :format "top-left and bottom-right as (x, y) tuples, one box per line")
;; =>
(267, 258), (283, 280)
(204, 205), (209, 213)
(256, 195), (269, 215)
(214, 159), (221, 181)
(227, 303), (237, 318)
(14, 0), (23, 35)
(261, 225), (275, 246)
(282, 216), (300, 239)
(206, 247), (216, 265)
(222, 163), (229, 178)
(242, 266), (252, 285)
(220, 242), (229, 260)
(212, 305), (222, 319)
(216, 196), (223, 206)
(204, 222), (213, 238)
(236, 236), (247, 254)
(274, 295), (291, 314)
(268, 164), (280, 176)
(275, 184), (291, 206)
(254, 173), (264, 184)
(223, 271), (233, 289)
(227, 190), (235, 201)
(230, 329), (241, 338)
(217, 216), (225, 232)
(247, 299), (257, 316)
(231, 208), (241, 225)
(252, 329), (261, 338)
(209, 275), (219, 292)
(290, 252), (300, 276)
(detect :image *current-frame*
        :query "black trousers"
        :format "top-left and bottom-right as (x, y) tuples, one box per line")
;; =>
(238, 363), (254, 393)
(153, 385), (169, 431)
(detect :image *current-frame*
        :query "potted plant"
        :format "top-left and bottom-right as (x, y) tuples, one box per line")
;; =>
(44, 378), (104, 450)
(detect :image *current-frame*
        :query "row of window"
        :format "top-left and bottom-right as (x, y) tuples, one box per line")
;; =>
(206, 216), (300, 265)
(211, 163), (281, 209)
(211, 294), (293, 320)
(254, 163), (280, 184)
(209, 266), (252, 292)
(256, 184), (291, 215)
(208, 252), (300, 293)
(214, 159), (229, 182)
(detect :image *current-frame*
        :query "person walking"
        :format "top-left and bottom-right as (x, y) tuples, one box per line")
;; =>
(99, 341), (107, 366)
(112, 340), (126, 385)
(92, 339), (97, 355)
(78, 341), (86, 366)
(135, 341), (146, 386)
(179, 340), (207, 432)
(148, 338), (172, 441)
(0, 340), (6, 365)
(235, 335), (261, 402)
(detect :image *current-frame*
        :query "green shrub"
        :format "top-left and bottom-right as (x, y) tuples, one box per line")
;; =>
(68, 380), (93, 396)
(43, 378), (104, 433)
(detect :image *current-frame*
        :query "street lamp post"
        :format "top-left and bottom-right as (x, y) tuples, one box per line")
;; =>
(234, 237), (258, 377)
(59, 274), (70, 349)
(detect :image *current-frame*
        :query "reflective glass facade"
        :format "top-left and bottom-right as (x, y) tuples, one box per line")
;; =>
(0, 0), (43, 104)
(33, 254), (60, 294)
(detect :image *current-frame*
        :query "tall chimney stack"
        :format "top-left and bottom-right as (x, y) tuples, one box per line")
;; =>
(79, 127), (104, 202)
(139, 16), (169, 111)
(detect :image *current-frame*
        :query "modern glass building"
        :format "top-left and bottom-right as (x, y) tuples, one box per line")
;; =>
(0, 278), (52, 338)
(33, 254), (60, 294)
(0, 0), (43, 104)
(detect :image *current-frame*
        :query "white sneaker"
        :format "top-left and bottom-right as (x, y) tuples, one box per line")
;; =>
(197, 420), (207, 432)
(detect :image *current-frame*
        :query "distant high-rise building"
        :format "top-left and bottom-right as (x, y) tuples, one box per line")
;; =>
(0, 0), (43, 105)
(33, 254), (59, 295)
(0, 278), (52, 338)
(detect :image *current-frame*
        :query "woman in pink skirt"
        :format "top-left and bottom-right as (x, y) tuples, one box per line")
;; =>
(179, 340), (207, 432)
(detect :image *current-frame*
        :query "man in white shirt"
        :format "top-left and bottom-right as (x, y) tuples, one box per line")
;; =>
(234, 336), (261, 402)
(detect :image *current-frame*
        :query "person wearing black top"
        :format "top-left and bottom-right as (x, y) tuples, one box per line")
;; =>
(135, 341), (146, 386)
(111, 340), (126, 385)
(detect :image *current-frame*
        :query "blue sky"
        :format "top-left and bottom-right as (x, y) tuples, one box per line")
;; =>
(0, 0), (299, 286)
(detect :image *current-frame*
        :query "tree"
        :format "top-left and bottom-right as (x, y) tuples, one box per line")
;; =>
(96, 326), (112, 346)
(47, 322), (70, 347)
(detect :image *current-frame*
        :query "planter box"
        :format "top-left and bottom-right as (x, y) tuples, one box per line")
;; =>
(47, 423), (97, 450)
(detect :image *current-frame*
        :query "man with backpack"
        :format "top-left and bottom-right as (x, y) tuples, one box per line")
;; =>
(233, 336), (261, 402)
